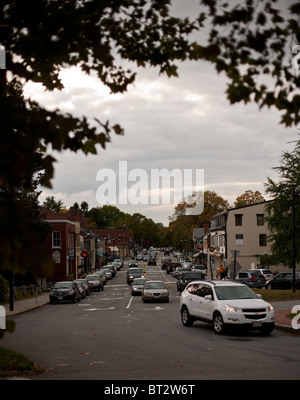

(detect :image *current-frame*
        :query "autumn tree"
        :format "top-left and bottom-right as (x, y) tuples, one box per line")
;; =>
(234, 190), (265, 208)
(168, 190), (229, 249)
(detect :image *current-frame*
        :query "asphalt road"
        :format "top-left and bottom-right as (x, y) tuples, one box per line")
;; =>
(1, 258), (300, 381)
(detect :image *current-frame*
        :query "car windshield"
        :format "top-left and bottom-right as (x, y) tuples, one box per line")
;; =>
(184, 273), (203, 280)
(145, 282), (166, 289)
(215, 285), (258, 300)
(53, 282), (72, 289)
(86, 275), (98, 280)
(133, 279), (147, 285)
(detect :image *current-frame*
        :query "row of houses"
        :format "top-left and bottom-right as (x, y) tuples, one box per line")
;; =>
(41, 207), (131, 282)
(193, 201), (290, 277)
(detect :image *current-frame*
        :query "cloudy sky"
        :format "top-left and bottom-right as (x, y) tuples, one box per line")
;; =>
(24, 1), (297, 226)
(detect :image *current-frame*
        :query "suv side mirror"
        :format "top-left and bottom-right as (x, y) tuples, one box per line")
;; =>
(204, 294), (212, 300)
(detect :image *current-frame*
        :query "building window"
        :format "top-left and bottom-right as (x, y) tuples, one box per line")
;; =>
(52, 231), (61, 248)
(257, 214), (265, 226)
(236, 234), (244, 246)
(259, 234), (267, 246)
(235, 214), (243, 226)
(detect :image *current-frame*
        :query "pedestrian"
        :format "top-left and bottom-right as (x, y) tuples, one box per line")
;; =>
(219, 265), (225, 280)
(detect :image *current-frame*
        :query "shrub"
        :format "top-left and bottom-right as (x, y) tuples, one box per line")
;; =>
(0, 275), (8, 303)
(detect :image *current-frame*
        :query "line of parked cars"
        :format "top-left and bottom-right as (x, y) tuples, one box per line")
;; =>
(49, 259), (124, 304)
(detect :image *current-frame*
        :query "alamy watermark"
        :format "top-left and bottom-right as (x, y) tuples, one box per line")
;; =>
(0, 305), (6, 330)
(291, 305), (300, 330)
(96, 161), (204, 215)
(0, 45), (6, 69)
(292, 45), (300, 70)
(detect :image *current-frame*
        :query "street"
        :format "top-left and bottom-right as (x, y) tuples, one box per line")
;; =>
(1, 258), (300, 381)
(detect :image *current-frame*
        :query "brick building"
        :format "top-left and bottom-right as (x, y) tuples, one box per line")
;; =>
(93, 227), (131, 260)
(41, 207), (91, 282)
(41, 207), (132, 282)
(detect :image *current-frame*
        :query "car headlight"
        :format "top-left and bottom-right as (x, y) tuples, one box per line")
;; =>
(225, 304), (242, 313)
(267, 304), (274, 311)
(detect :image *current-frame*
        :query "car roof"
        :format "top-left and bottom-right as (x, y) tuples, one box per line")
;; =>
(186, 280), (246, 287)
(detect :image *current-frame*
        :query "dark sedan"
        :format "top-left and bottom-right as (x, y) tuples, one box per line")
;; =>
(177, 271), (204, 292)
(49, 281), (81, 304)
(127, 268), (145, 284)
(265, 272), (300, 289)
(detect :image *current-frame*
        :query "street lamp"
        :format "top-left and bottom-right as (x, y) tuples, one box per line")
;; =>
(292, 184), (297, 293)
(73, 231), (81, 279)
(95, 237), (99, 270)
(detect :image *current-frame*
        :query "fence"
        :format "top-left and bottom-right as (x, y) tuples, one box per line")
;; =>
(5, 279), (48, 302)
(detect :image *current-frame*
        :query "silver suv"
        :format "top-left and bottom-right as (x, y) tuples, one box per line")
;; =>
(180, 280), (275, 335)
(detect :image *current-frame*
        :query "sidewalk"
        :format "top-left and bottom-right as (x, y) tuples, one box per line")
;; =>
(2, 293), (299, 334)
(274, 308), (296, 333)
(3, 292), (50, 317)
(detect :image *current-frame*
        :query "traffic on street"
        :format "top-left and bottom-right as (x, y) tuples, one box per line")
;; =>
(1, 249), (300, 381)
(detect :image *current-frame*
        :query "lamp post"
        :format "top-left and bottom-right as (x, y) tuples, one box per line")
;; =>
(292, 183), (296, 293)
(95, 237), (98, 270)
(73, 231), (80, 279)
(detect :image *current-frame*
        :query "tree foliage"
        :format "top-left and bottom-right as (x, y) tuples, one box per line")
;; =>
(168, 190), (229, 249)
(264, 136), (300, 266)
(1, 0), (300, 274)
(43, 195), (64, 213)
(234, 190), (265, 208)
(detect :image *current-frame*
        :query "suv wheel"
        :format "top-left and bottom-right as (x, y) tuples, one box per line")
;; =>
(213, 312), (225, 334)
(181, 306), (193, 327)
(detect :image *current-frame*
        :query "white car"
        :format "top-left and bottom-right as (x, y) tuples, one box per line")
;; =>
(180, 280), (275, 335)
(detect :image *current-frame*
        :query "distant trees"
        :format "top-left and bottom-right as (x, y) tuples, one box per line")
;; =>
(43, 196), (64, 213)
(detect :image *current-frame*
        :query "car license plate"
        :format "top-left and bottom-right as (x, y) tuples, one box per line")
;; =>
(58, 296), (63, 300)
(253, 321), (262, 327)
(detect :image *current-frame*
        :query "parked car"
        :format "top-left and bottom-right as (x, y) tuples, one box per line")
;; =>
(192, 264), (207, 276)
(85, 274), (104, 291)
(142, 280), (169, 303)
(127, 267), (145, 284)
(249, 268), (273, 281)
(76, 278), (91, 296)
(106, 264), (117, 277)
(236, 270), (266, 288)
(49, 281), (81, 304)
(112, 260), (122, 271)
(180, 280), (275, 335)
(131, 278), (148, 296)
(265, 272), (300, 290)
(94, 269), (107, 284)
(100, 268), (113, 280)
(136, 254), (144, 261)
(177, 271), (205, 292)
(74, 280), (87, 299)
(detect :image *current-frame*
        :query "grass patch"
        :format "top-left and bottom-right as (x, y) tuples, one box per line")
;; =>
(0, 348), (36, 372)
(253, 289), (300, 302)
